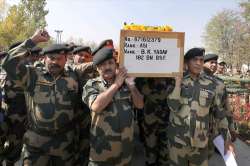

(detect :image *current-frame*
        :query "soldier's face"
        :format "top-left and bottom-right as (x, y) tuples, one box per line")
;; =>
(187, 56), (204, 76)
(97, 58), (116, 80)
(73, 51), (92, 64)
(203, 60), (217, 74)
(45, 53), (67, 76)
(217, 64), (225, 74)
(67, 53), (74, 61)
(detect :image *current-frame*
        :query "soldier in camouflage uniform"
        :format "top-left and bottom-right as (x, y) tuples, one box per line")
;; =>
(203, 54), (236, 157)
(0, 63), (27, 166)
(139, 78), (173, 166)
(207, 55), (236, 136)
(0, 51), (8, 165)
(216, 60), (227, 75)
(0, 42), (37, 166)
(72, 46), (99, 86)
(167, 48), (233, 166)
(82, 47), (144, 166)
(71, 46), (97, 166)
(2, 30), (92, 166)
(214, 61), (237, 139)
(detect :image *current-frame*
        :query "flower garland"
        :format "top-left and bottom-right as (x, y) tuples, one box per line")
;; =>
(123, 23), (173, 32)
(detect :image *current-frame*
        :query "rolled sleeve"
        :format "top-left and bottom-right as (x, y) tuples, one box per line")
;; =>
(167, 85), (183, 112)
(214, 83), (230, 141)
(82, 80), (99, 109)
(2, 39), (36, 89)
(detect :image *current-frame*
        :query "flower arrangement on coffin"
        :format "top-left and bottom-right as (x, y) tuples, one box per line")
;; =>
(123, 22), (173, 32)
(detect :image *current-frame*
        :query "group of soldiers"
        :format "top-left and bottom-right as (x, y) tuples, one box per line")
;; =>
(0, 29), (236, 166)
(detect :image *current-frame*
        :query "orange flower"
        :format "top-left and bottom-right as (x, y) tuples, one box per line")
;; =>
(123, 23), (174, 32)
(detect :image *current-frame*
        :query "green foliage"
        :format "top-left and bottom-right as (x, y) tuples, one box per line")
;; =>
(0, 0), (48, 49)
(20, 0), (48, 36)
(203, 6), (250, 67)
(0, 5), (28, 48)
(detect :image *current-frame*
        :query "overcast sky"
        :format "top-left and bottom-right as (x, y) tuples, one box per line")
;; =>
(8, 0), (241, 50)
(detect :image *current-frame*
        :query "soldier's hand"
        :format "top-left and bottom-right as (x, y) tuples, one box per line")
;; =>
(175, 75), (182, 87)
(125, 76), (135, 88)
(31, 29), (50, 44)
(224, 140), (236, 157)
(114, 67), (127, 88)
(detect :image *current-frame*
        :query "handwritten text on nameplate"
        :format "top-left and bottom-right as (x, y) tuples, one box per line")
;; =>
(123, 36), (180, 73)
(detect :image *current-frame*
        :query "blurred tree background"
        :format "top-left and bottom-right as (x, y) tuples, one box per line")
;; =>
(203, 0), (250, 69)
(0, 0), (48, 49)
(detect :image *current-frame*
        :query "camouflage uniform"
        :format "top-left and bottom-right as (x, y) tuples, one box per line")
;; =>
(83, 77), (135, 166)
(2, 39), (91, 166)
(0, 55), (28, 165)
(139, 78), (173, 166)
(167, 72), (230, 166)
(207, 73), (234, 158)
(215, 73), (236, 133)
(0, 70), (27, 165)
(73, 63), (98, 166)
(0, 67), (8, 165)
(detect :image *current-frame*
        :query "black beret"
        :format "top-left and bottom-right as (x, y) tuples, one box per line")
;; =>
(93, 47), (114, 66)
(184, 47), (205, 61)
(92, 39), (113, 56)
(42, 44), (69, 55)
(31, 46), (42, 55)
(204, 53), (218, 63)
(73, 46), (92, 55)
(64, 44), (78, 52)
(8, 41), (23, 51)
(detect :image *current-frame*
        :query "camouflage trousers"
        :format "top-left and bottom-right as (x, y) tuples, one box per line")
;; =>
(0, 114), (26, 165)
(208, 134), (219, 159)
(74, 110), (91, 166)
(168, 140), (208, 166)
(141, 110), (169, 166)
(22, 129), (76, 166)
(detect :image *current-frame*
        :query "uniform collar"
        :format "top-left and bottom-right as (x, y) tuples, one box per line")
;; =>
(98, 76), (115, 87)
(41, 66), (70, 78)
(184, 71), (207, 81)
